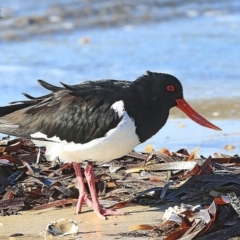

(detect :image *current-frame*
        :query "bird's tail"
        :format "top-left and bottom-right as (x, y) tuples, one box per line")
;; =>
(0, 104), (30, 117)
(0, 104), (29, 136)
(0, 79), (63, 136)
(0, 120), (19, 136)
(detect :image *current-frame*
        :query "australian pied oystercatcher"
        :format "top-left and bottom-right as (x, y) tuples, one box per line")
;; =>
(0, 71), (221, 219)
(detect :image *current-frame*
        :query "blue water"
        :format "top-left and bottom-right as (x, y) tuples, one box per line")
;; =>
(1, 6), (240, 105)
(137, 119), (240, 156)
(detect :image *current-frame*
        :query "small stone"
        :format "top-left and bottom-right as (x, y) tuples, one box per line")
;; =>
(224, 145), (235, 150)
(212, 111), (220, 117)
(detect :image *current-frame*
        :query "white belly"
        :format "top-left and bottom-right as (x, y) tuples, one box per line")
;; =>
(32, 105), (140, 163)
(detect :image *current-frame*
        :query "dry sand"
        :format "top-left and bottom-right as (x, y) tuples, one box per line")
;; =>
(0, 204), (166, 240)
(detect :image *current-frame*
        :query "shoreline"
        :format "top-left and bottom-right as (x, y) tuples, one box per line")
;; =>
(169, 97), (240, 120)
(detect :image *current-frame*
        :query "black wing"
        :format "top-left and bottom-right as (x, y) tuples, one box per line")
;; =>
(0, 79), (133, 144)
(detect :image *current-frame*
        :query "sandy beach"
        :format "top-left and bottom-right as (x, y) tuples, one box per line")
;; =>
(0, 204), (166, 240)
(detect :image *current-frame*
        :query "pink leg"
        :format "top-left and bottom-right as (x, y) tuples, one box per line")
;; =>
(84, 163), (124, 219)
(73, 162), (93, 213)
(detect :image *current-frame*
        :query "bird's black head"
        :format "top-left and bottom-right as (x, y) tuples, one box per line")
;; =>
(134, 71), (184, 110)
(134, 70), (221, 132)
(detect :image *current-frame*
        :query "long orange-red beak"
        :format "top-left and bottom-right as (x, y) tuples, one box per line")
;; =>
(176, 98), (221, 131)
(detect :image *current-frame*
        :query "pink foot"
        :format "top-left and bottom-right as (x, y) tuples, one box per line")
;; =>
(73, 162), (124, 219)
(73, 162), (93, 213)
(84, 163), (124, 219)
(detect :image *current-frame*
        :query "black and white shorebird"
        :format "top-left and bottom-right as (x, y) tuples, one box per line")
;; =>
(0, 71), (221, 219)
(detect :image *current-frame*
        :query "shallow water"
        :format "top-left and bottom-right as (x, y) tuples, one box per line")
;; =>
(137, 118), (240, 156)
(1, 0), (240, 104)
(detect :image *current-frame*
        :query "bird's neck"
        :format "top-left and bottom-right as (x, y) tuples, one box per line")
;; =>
(135, 109), (169, 143)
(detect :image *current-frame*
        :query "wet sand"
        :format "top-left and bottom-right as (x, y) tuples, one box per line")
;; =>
(170, 97), (240, 119)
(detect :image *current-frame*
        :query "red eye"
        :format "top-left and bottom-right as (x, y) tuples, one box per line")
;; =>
(167, 85), (175, 92)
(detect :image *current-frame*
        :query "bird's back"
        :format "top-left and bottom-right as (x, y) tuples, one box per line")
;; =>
(0, 79), (134, 141)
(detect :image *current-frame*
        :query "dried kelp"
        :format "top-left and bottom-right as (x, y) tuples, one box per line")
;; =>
(1, 136), (240, 239)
